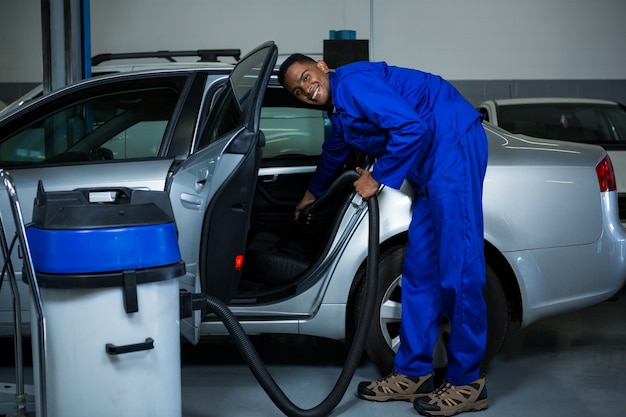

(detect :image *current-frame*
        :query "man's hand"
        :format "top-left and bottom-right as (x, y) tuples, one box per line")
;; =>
(354, 167), (380, 199)
(295, 190), (317, 221)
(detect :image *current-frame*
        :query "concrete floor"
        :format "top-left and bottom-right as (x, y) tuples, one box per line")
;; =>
(1, 287), (625, 417)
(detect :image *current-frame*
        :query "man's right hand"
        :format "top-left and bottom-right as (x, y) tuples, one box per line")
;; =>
(295, 190), (317, 222)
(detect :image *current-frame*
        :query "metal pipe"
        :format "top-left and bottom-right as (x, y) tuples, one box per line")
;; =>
(0, 170), (48, 417)
(0, 196), (25, 416)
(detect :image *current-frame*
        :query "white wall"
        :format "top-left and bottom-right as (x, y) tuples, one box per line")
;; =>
(373, 0), (626, 80)
(1, 0), (626, 82)
(89, 0), (371, 64)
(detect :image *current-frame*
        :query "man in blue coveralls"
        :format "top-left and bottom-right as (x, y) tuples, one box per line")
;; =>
(278, 54), (489, 417)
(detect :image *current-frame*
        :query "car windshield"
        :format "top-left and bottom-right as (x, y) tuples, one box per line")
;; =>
(498, 103), (626, 144)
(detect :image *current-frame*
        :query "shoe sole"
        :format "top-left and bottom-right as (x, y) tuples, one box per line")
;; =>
(415, 398), (488, 417)
(358, 393), (425, 402)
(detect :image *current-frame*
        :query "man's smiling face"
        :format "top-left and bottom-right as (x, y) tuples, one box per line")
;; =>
(283, 60), (332, 106)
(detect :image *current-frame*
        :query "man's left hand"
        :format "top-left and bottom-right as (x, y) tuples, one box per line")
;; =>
(354, 167), (380, 199)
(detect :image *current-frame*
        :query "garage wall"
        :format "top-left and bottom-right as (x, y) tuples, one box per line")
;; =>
(1, 0), (626, 107)
(372, 0), (626, 80)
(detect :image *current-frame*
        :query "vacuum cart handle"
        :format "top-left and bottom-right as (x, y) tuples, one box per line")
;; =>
(105, 337), (154, 355)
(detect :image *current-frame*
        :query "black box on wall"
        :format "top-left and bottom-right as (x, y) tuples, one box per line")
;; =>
(323, 40), (369, 69)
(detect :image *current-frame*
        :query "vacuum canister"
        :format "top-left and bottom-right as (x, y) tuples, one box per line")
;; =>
(26, 183), (184, 417)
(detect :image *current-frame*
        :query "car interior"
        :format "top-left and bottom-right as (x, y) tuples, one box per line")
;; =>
(237, 86), (365, 302)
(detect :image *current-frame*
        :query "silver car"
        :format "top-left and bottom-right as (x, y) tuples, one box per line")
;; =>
(1, 43), (625, 373)
(478, 97), (626, 224)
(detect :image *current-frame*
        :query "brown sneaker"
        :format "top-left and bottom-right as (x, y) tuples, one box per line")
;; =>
(414, 377), (488, 416)
(357, 371), (434, 402)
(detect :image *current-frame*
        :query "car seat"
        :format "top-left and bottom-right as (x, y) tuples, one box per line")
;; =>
(244, 171), (358, 286)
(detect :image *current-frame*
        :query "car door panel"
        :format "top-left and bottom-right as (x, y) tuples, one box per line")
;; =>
(168, 42), (278, 343)
(251, 166), (316, 235)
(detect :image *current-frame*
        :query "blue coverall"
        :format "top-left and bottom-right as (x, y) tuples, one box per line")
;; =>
(307, 61), (488, 385)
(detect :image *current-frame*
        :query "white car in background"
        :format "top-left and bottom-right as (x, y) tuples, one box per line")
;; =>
(478, 97), (626, 222)
(0, 49), (240, 116)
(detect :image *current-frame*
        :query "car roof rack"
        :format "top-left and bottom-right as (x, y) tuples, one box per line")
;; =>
(91, 49), (241, 66)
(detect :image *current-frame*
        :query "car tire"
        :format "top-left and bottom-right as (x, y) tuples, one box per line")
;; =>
(355, 245), (508, 375)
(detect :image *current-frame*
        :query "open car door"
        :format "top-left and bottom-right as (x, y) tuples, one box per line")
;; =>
(169, 42), (278, 343)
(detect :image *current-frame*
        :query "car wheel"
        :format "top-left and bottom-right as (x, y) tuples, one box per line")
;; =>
(355, 245), (508, 375)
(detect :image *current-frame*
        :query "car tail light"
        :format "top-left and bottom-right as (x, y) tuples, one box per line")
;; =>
(596, 155), (617, 192)
(235, 254), (244, 270)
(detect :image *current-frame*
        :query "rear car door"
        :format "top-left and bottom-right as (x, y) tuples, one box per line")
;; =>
(167, 42), (278, 343)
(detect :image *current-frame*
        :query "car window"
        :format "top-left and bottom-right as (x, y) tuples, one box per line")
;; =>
(499, 103), (626, 144)
(196, 65), (262, 149)
(198, 85), (329, 159)
(259, 106), (329, 159)
(196, 44), (276, 152)
(0, 76), (187, 166)
(258, 88), (329, 160)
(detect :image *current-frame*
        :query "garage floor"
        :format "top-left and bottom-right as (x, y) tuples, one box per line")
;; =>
(1, 287), (625, 417)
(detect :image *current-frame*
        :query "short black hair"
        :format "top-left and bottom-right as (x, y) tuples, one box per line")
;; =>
(277, 53), (316, 87)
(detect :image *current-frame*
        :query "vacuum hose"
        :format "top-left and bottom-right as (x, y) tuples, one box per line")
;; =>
(203, 171), (379, 417)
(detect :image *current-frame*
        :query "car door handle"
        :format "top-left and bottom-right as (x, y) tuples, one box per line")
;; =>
(259, 174), (279, 183)
(180, 192), (203, 208)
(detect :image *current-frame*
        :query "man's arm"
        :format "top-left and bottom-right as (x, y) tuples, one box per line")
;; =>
(294, 190), (317, 221)
(354, 167), (380, 199)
